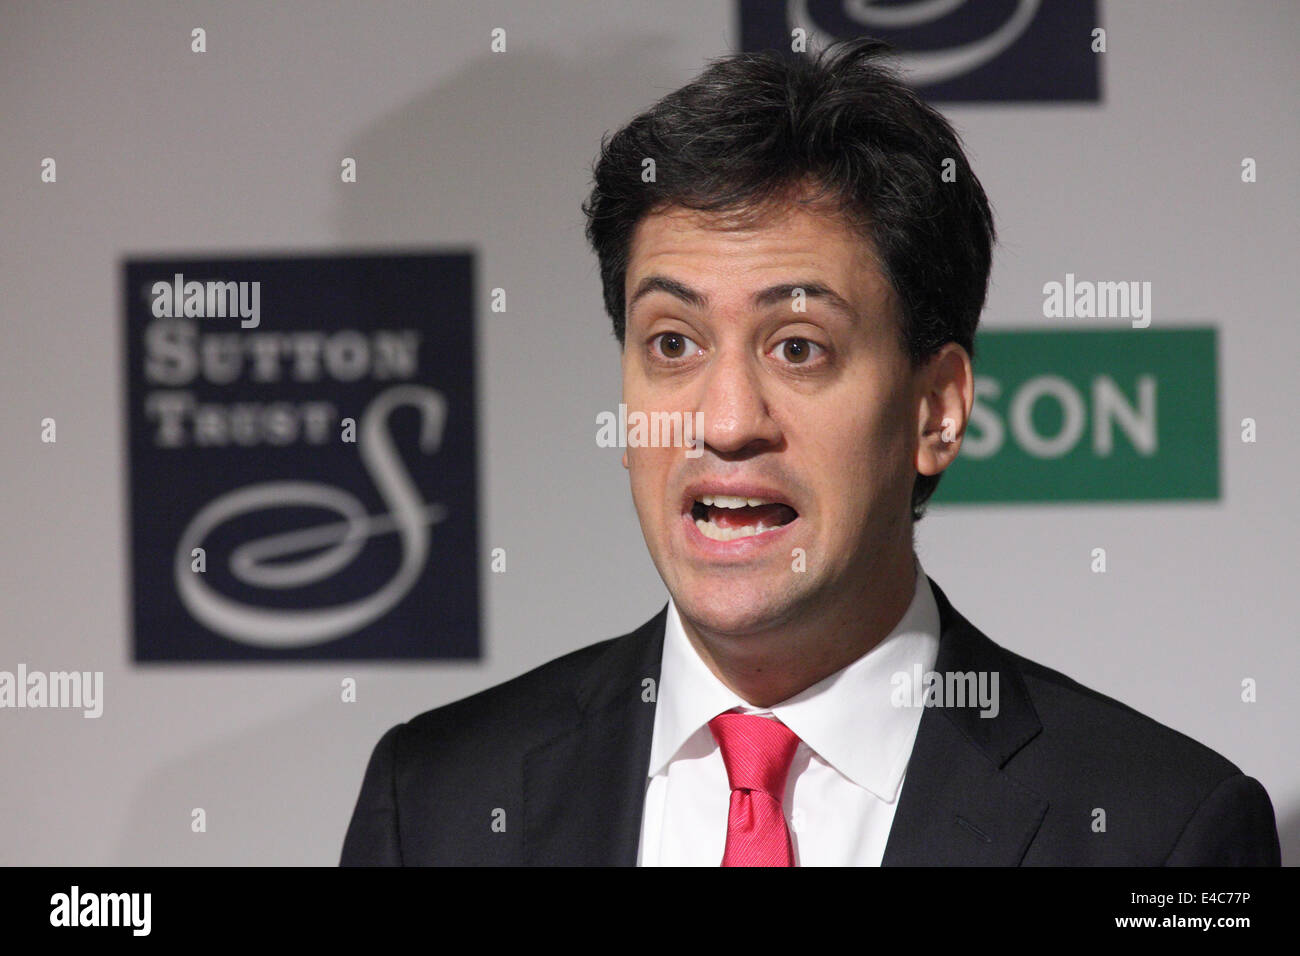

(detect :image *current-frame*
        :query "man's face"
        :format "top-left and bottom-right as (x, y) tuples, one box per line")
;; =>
(621, 201), (922, 638)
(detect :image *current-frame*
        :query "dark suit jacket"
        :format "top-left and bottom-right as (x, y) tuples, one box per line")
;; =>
(340, 576), (1282, 865)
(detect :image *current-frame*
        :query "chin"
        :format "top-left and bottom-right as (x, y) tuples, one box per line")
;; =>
(671, 581), (802, 638)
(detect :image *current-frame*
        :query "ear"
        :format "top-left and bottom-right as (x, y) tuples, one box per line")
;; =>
(622, 450), (629, 470)
(915, 343), (973, 479)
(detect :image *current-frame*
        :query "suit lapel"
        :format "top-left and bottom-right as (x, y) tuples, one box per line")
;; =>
(882, 577), (1049, 865)
(521, 607), (666, 865)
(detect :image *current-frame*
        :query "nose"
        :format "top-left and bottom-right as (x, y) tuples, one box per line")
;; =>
(695, 346), (782, 456)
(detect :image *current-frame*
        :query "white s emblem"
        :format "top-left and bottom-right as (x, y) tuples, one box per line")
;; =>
(174, 384), (449, 647)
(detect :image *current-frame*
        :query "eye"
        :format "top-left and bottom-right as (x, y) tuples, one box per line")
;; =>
(652, 332), (701, 360)
(773, 337), (824, 365)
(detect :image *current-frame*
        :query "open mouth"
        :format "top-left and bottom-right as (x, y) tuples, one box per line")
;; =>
(689, 494), (799, 542)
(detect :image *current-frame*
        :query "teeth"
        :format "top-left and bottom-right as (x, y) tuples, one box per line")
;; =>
(694, 517), (781, 541)
(697, 494), (772, 509)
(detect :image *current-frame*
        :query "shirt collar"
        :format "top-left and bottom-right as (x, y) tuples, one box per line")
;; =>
(649, 553), (941, 803)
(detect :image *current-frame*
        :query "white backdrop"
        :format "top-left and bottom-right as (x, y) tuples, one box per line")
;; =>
(1, 0), (1296, 864)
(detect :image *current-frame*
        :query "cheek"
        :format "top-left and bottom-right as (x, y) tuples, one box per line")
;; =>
(626, 446), (674, 516)
(797, 401), (906, 518)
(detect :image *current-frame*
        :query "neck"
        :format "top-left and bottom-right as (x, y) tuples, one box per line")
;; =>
(680, 549), (918, 708)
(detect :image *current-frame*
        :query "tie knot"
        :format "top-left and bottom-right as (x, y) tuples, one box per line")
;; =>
(708, 712), (801, 799)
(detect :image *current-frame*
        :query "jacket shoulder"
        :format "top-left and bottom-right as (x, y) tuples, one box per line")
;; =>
(341, 621), (656, 866)
(1008, 645), (1242, 779)
(400, 634), (620, 752)
(926, 579), (1276, 864)
(994, 642), (1277, 863)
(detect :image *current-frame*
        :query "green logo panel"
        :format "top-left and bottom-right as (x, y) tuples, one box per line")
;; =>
(935, 327), (1219, 503)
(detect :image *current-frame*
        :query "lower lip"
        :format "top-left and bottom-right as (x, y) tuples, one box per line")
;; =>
(680, 509), (799, 560)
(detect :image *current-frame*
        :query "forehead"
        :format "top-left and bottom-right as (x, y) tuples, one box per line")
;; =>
(624, 201), (894, 316)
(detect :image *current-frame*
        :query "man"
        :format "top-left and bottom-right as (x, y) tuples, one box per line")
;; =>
(340, 37), (1281, 866)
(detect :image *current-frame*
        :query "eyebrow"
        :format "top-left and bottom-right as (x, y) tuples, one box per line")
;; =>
(626, 275), (858, 325)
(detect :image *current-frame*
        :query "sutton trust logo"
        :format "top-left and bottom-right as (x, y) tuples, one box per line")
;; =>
(127, 253), (481, 662)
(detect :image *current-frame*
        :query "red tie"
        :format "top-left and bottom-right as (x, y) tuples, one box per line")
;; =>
(708, 712), (802, 867)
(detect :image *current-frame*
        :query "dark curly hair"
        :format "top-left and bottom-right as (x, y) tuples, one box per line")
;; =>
(582, 37), (996, 521)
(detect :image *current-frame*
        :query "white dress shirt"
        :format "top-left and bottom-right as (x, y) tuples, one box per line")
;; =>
(637, 553), (941, 866)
